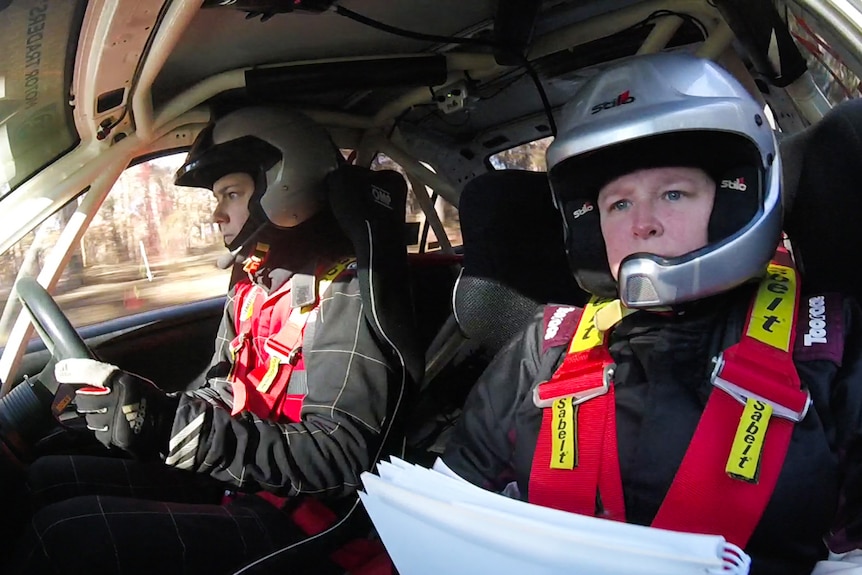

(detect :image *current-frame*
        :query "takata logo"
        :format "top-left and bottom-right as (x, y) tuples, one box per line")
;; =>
(572, 202), (594, 219)
(591, 90), (635, 114)
(721, 178), (747, 191)
(803, 295), (827, 346)
(544, 307), (575, 340)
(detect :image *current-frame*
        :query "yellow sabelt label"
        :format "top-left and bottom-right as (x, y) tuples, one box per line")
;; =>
(551, 398), (577, 469)
(726, 398), (773, 482)
(256, 356), (281, 393)
(569, 297), (613, 353)
(746, 263), (797, 351)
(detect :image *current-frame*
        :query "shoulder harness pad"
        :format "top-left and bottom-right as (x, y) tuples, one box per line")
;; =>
(541, 305), (583, 353)
(794, 292), (844, 365)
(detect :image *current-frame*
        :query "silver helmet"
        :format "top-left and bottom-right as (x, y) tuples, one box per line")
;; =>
(175, 107), (342, 249)
(547, 52), (781, 308)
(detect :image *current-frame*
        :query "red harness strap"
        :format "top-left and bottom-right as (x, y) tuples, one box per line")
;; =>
(529, 307), (625, 520)
(229, 255), (355, 422)
(529, 256), (809, 548)
(229, 280), (308, 421)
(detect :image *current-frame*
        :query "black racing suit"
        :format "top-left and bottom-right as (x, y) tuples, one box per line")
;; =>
(443, 284), (862, 575)
(166, 250), (397, 500)
(7, 214), (404, 575)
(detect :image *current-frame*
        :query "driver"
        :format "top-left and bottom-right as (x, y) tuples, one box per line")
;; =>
(440, 53), (862, 575)
(6, 107), (402, 574)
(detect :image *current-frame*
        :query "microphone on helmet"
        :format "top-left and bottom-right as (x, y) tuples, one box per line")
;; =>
(215, 223), (268, 270)
(216, 247), (244, 270)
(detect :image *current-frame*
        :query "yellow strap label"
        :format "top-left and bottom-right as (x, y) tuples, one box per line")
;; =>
(594, 299), (638, 333)
(227, 341), (242, 381)
(550, 398), (577, 469)
(228, 333), (247, 362)
(299, 257), (356, 314)
(320, 257), (355, 283)
(227, 336), (245, 382)
(256, 356), (281, 393)
(746, 263), (796, 351)
(725, 398), (773, 482)
(569, 297), (613, 353)
(241, 298), (255, 321)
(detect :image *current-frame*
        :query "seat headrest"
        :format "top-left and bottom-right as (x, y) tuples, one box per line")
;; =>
(459, 170), (586, 305)
(455, 169), (588, 355)
(782, 98), (862, 299)
(326, 165), (423, 384)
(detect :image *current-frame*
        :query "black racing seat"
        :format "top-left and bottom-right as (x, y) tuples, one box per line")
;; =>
(408, 169), (589, 457)
(326, 164), (424, 387)
(453, 169), (589, 355)
(781, 98), (862, 302)
(237, 165), (422, 575)
(407, 252), (463, 353)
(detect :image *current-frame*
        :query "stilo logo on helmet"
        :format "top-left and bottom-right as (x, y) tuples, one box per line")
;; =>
(591, 90), (636, 114)
(572, 202), (595, 219)
(721, 178), (748, 191)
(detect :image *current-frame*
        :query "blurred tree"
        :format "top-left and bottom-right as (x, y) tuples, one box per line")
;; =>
(488, 137), (552, 171)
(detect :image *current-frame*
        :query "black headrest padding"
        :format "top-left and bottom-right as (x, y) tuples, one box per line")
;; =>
(456, 170), (589, 354)
(326, 165), (423, 385)
(782, 98), (862, 301)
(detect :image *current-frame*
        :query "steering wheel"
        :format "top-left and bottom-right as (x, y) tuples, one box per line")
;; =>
(0, 278), (97, 462)
(15, 277), (95, 365)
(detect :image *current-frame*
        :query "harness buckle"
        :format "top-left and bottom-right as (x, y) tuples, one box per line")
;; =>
(286, 346), (302, 366)
(532, 363), (614, 408)
(710, 353), (811, 422)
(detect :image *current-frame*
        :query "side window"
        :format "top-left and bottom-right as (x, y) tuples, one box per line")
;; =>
(786, 8), (861, 105)
(55, 153), (229, 329)
(488, 137), (554, 171)
(371, 153), (462, 252)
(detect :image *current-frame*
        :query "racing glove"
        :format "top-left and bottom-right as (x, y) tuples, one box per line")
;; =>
(55, 358), (178, 459)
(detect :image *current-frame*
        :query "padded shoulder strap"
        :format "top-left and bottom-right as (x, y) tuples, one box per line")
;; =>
(541, 304), (583, 353)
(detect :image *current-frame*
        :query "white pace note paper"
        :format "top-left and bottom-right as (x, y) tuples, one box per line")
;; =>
(359, 457), (750, 575)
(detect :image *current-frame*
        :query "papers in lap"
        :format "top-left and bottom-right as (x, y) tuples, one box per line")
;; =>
(359, 457), (751, 575)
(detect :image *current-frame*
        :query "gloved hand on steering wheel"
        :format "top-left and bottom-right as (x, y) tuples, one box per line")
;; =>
(55, 358), (178, 459)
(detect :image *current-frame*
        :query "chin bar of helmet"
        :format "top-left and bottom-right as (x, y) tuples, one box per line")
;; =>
(618, 188), (783, 308)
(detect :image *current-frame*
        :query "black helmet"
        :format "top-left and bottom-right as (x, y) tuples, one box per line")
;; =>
(547, 53), (780, 308)
(175, 107), (342, 250)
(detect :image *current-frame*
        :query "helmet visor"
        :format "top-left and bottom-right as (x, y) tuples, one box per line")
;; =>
(174, 128), (282, 190)
(549, 131), (761, 208)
